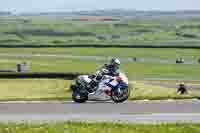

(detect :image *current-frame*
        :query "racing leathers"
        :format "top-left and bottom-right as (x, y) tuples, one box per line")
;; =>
(87, 64), (120, 92)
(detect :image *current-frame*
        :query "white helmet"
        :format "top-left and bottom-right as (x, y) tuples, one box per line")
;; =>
(112, 58), (120, 64)
(110, 58), (120, 69)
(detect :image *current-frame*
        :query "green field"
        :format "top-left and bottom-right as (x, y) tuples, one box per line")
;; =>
(0, 79), (198, 101)
(0, 57), (200, 79)
(0, 122), (200, 133)
(0, 47), (199, 80)
(0, 17), (200, 79)
(0, 16), (200, 45)
(0, 16), (200, 101)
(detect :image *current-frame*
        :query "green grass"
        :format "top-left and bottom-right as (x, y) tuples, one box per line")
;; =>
(0, 57), (200, 79)
(1, 16), (200, 45)
(23, 35), (99, 44)
(0, 34), (22, 43)
(64, 122), (200, 133)
(129, 81), (200, 100)
(0, 47), (199, 80)
(0, 58), (99, 73)
(0, 79), (199, 101)
(0, 123), (64, 133)
(124, 63), (200, 79)
(0, 122), (200, 133)
(0, 79), (71, 101)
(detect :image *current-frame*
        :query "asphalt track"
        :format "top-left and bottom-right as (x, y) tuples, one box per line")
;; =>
(1, 100), (200, 123)
(0, 53), (199, 65)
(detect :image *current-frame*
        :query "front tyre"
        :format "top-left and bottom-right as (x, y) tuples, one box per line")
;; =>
(111, 86), (129, 103)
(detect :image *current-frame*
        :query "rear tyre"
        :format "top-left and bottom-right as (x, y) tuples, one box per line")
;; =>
(72, 89), (88, 103)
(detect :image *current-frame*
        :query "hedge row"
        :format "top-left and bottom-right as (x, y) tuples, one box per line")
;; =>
(0, 44), (200, 49)
(0, 72), (90, 79)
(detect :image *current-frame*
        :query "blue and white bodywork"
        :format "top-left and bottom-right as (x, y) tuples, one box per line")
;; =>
(71, 72), (129, 103)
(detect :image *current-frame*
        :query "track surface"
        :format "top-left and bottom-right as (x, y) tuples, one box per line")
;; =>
(0, 53), (199, 65)
(1, 100), (200, 123)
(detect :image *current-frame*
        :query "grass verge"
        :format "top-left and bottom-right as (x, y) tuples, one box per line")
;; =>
(0, 79), (199, 101)
(0, 122), (200, 133)
(129, 81), (200, 100)
(0, 79), (71, 101)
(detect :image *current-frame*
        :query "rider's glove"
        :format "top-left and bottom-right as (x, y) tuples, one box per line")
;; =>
(88, 74), (96, 79)
(96, 75), (102, 80)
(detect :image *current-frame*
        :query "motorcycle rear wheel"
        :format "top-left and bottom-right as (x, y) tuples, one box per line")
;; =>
(72, 89), (88, 103)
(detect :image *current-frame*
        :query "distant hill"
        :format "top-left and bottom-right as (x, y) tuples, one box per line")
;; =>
(19, 9), (200, 20)
(70, 9), (200, 20)
(0, 11), (11, 16)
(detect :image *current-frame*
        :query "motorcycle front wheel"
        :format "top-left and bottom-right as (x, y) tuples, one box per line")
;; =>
(111, 88), (129, 103)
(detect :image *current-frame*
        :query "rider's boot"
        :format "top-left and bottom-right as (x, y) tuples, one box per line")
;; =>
(87, 80), (98, 93)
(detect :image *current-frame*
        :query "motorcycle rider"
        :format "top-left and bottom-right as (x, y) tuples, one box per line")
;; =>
(87, 58), (121, 92)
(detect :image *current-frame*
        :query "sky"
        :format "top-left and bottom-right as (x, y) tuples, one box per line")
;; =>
(0, 0), (200, 13)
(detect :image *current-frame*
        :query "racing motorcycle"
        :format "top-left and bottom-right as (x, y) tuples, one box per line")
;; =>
(70, 69), (129, 103)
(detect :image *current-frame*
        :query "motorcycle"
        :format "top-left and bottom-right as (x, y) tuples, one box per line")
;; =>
(70, 70), (129, 103)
